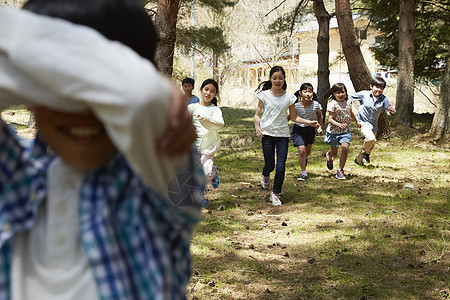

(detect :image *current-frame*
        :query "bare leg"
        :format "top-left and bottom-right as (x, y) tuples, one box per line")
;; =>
(339, 142), (349, 170)
(328, 146), (339, 160)
(297, 145), (307, 171)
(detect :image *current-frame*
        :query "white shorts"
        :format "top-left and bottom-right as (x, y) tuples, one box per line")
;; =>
(359, 124), (376, 142)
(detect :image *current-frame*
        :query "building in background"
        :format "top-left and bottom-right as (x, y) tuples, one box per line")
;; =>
(236, 14), (385, 93)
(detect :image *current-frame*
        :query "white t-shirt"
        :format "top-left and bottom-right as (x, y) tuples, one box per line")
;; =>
(188, 103), (224, 148)
(257, 90), (296, 137)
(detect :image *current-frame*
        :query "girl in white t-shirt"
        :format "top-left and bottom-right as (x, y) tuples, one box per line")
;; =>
(254, 66), (319, 206)
(188, 79), (224, 207)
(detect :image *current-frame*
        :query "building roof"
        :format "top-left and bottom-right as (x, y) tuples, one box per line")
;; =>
(295, 14), (363, 33)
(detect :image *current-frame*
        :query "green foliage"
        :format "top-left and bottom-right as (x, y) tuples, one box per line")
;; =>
(267, 3), (313, 35)
(268, 12), (296, 34)
(176, 0), (236, 65)
(358, 0), (449, 79)
(195, 0), (238, 13)
(177, 26), (230, 55)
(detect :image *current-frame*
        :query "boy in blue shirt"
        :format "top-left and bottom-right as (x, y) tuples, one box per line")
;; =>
(351, 77), (396, 165)
(182, 77), (200, 104)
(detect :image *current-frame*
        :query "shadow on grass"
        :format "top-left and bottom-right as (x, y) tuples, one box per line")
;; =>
(189, 110), (449, 299)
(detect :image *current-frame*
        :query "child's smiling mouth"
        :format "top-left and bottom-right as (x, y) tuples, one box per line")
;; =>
(59, 125), (105, 139)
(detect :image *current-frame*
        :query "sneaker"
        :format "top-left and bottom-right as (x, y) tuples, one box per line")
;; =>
(201, 194), (210, 208)
(326, 151), (333, 170)
(354, 157), (364, 166)
(335, 170), (346, 180)
(270, 192), (282, 206)
(261, 175), (270, 189)
(210, 165), (220, 189)
(363, 153), (370, 164)
(297, 174), (308, 181)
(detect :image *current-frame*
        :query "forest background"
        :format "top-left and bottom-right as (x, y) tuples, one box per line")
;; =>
(1, 0), (449, 299)
(1, 0), (448, 139)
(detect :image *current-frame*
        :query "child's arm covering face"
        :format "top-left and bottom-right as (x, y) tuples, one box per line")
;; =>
(0, 7), (195, 197)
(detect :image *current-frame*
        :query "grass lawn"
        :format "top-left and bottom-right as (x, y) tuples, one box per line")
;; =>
(188, 107), (450, 300)
(3, 106), (448, 299)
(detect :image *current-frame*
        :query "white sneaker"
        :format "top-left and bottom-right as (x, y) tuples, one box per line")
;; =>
(261, 175), (270, 189)
(270, 192), (282, 206)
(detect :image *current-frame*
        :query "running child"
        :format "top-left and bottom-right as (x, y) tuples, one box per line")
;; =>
(0, 2), (203, 299)
(188, 78), (224, 207)
(351, 76), (396, 165)
(324, 83), (361, 179)
(182, 77), (200, 104)
(254, 66), (319, 206)
(290, 83), (324, 181)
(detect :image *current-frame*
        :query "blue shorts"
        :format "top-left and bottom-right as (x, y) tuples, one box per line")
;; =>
(291, 124), (316, 147)
(324, 131), (351, 147)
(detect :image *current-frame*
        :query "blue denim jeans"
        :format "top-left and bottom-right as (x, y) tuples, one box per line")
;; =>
(261, 136), (289, 194)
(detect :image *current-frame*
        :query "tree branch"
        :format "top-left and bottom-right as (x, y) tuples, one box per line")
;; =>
(265, 0), (288, 17)
(414, 86), (437, 107)
(289, 0), (310, 34)
(253, 45), (273, 69)
(423, 231), (446, 265)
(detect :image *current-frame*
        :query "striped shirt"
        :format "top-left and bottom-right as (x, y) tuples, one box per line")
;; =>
(0, 123), (203, 300)
(294, 100), (323, 127)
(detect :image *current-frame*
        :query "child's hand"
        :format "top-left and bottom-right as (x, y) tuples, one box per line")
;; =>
(255, 127), (264, 138)
(194, 114), (205, 120)
(157, 79), (197, 156)
(317, 125), (323, 135)
(356, 121), (362, 129)
(338, 122), (348, 130)
(309, 120), (319, 128)
(388, 104), (396, 114)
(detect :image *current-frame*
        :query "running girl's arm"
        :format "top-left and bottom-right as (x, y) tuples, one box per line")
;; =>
(350, 108), (361, 128)
(328, 111), (347, 130)
(196, 108), (224, 131)
(316, 109), (324, 134)
(288, 105), (319, 127)
(254, 99), (264, 138)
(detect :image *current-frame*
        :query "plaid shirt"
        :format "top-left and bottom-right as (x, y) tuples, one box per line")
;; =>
(0, 122), (203, 300)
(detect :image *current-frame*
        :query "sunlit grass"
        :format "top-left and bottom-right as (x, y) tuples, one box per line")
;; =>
(189, 107), (449, 300)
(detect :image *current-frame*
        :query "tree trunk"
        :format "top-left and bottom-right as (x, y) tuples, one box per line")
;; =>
(335, 0), (372, 92)
(429, 51), (450, 140)
(155, 0), (181, 76)
(313, 0), (331, 116)
(394, 0), (415, 127)
(212, 51), (219, 82)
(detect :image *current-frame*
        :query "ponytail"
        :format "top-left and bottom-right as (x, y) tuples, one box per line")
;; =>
(255, 80), (272, 93)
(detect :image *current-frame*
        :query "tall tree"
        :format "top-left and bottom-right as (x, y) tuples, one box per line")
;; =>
(394, 0), (415, 127)
(358, 0), (449, 137)
(267, 0), (330, 112)
(430, 51), (450, 141)
(335, 0), (372, 91)
(175, 0), (236, 82)
(313, 0), (331, 114)
(155, 0), (181, 76)
(359, 0), (448, 80)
